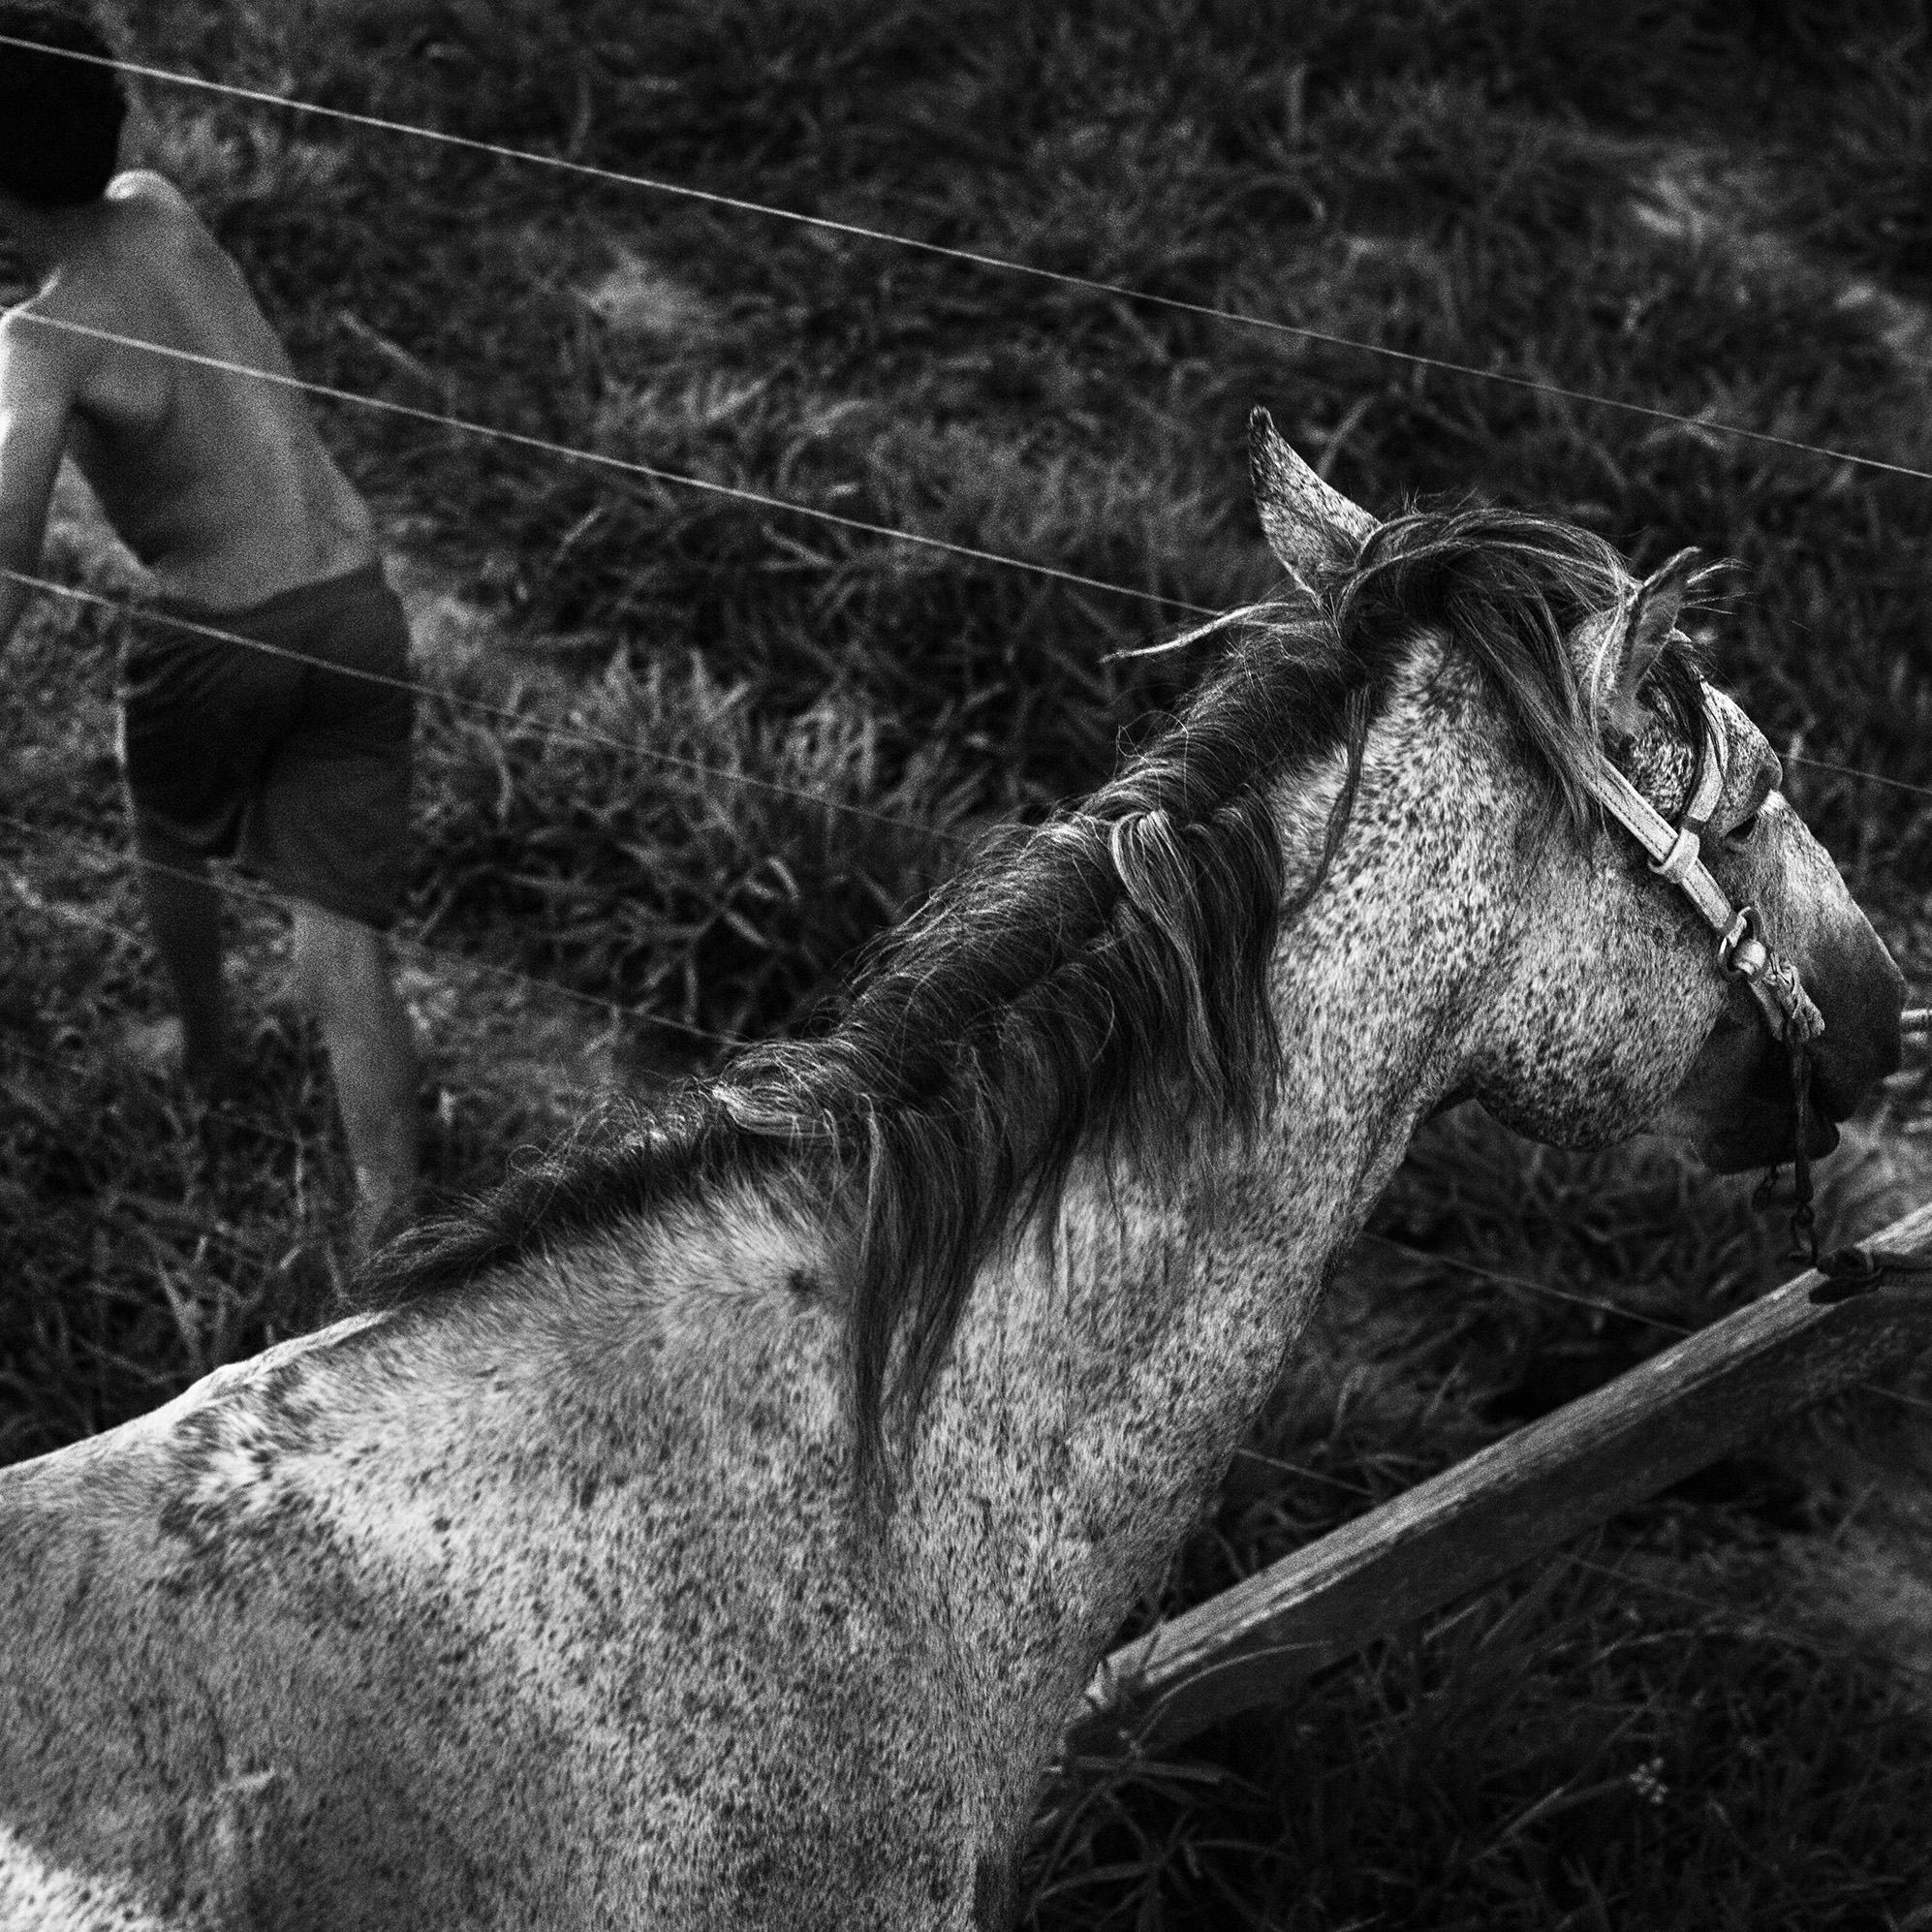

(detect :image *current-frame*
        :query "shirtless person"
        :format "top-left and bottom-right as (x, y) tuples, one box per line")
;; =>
(0, 4), (418, 1249)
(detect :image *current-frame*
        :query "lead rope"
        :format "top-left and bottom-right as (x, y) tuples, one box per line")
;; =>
(1740, 951), (1932, 1299)
(1738, 938), (1823, 1269)
(1772, 1023), (1818, 1268)
(1784, 1010), (1932, 1304)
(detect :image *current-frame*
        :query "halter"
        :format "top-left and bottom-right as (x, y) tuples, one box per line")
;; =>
(1587, 682), (1831, 1263)
(1589, 683), (1823, 1047)
(1588, 683), (1928, 1294)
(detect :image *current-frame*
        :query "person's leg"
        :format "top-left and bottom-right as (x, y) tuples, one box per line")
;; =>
(131, 817), (230, 1087)
(285, 898), (419, 1253)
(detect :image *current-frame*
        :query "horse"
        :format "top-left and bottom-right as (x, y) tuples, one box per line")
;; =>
(1, 413), (1903, 1930)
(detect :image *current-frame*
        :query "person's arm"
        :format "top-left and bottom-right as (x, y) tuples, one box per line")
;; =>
(0, 316), (78, 651)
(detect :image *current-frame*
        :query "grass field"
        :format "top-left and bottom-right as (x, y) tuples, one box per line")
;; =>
(7, 0), (1932, 1923)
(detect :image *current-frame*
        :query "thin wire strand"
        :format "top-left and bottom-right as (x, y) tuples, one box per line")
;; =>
(11, 704), (1932, 1320)
(11, 311), (1211, 621)
(1360, 1230), (1693, 1336)
(16, 586), (1932, 1261)
(0, 877), (325, 1156)
(1, 1050), (1898, 1699)
(18, 311), (1932, 818)
(17, 878), (1907, 1424)
(1361, 1231), (1932, 1419)
(11, 33), (1932, 487)
(19, 560), (1932, 866)
(1786, 753), (1932, 803)
(0, 1024), (317, 1160)
(0, 807), (753, 1055)
(3, 567), (976, 846)
(14, 818), (1927, 1420)
(16, 358), (1932, 825)
(1563, 1550), (1932, 1688)
(22, 280), (1932, 822)
(13, 862), (1931, 1599)
(1230, 1445), (1379, 1500)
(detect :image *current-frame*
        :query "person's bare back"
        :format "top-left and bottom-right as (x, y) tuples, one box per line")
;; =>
(16, 170), (375, 609)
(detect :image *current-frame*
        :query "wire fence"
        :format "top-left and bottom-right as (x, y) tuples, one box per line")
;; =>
(10, 967), (1927, 1430)
(11, 30), (1932, 488)
(6, 30), (1931, 818)
(9, 799), (1930, 1393)
(13, 311), (1209, 622)
(0, 804), (749, 1049)
(1220, 1454), (1932, 1690)
(1356, 1231), (1932, 1421)
(15, 957), (1928, 1692)
(6, 32), (1932, 1462)
(10, 549), (1931, 1161)
(3, 567), (976, 844)
(8, 315), (1931, 820)
(9, 558), (1932, 865)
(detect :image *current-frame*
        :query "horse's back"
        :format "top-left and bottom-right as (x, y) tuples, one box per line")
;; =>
(0, 1232), (982, 1929)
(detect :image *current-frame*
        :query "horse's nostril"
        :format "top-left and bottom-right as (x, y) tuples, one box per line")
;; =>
(1801, 946), (1905, 1118)
(1811, 1073), (1856, 1123)
(1810, 1037), (1893, 1122)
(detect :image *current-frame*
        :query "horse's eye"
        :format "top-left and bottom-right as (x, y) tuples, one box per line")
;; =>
(1726, 810), (1760, 844)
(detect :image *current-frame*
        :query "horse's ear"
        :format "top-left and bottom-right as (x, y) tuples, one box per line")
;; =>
(1586, 547), (1700, 727)
(1250, 405), (1378, 592)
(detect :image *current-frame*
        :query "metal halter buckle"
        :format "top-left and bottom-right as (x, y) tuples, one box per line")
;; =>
(1717, 904), (1770, 982)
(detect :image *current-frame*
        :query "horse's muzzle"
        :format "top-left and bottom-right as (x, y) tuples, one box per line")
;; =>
(1695, 940), (1902, 1175)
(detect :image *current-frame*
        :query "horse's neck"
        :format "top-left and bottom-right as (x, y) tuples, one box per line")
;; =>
(903, 695), (1511, 1792)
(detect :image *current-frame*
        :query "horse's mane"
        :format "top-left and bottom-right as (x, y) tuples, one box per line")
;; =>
(358, 504), (1704, 1490)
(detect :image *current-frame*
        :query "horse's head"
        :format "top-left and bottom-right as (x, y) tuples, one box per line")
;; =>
(1252, 411), (1904, 1176)
(1598, 675), (1906, 1171)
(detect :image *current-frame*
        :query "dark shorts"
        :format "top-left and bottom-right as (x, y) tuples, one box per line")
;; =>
(118, 562), (415, 931)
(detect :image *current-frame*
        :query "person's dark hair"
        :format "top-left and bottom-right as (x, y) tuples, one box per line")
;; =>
(0, 4), (125, 208)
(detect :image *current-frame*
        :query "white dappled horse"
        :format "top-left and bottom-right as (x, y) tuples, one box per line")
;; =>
(1, 417), (1903, 1929)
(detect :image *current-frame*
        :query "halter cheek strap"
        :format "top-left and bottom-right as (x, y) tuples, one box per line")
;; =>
(1588, 683), (1832, 1265)
(1586, 684), (1928, 1288)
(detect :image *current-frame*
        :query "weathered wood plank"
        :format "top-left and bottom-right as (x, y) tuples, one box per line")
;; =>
(1072, 1200), (1932, 1755)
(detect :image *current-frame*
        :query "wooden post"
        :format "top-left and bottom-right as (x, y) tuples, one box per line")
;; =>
(1071, 1201), (1932, 1757)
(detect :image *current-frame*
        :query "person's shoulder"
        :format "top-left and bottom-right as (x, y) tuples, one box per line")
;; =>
(33, 177), (201, 317)
(95, 172), (208, 257)
(106, 170), (191, 217)
(107, 171), (202, 240)
(105, 173), (240, 294)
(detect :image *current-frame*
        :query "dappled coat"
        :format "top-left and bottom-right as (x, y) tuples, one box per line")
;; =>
(0, 421), (1903, 1929)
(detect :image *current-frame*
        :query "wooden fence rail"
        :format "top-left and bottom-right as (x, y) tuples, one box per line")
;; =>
(1071, 1199), (1932, 1757)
